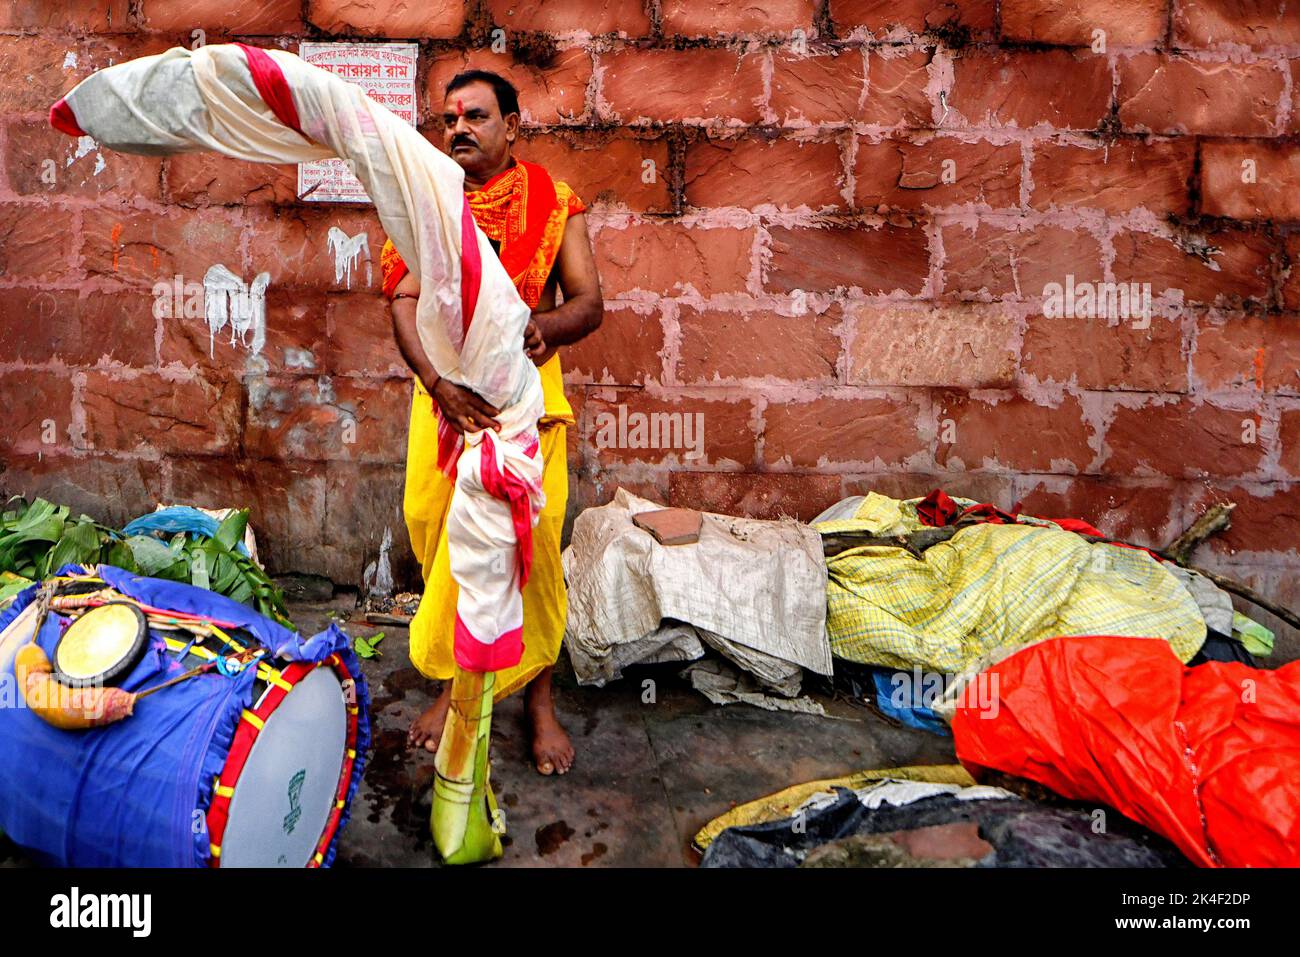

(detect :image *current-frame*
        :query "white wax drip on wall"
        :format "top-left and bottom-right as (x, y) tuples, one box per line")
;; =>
(203, 264), (271, 356)
(327, 227), (371, 289)
(363, 526), (395, 598)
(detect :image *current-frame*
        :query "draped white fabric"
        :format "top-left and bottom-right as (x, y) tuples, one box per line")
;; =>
(57, 44), (544, 668)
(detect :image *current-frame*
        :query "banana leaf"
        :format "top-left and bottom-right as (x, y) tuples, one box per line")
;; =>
(211, 552), (241, 594)
(10, 499), (66, 539)
(0, 499), (291, 625)
(0, 575), (34, 609)
(0, 500), (67, 571)
(214, 510), (248, 551)
(102, 540), (138, 574)
(126, 535), (187, 577)
(1, 500), (118, 579)
(42, 520), (103, 578)
(191, 510), (290, 625)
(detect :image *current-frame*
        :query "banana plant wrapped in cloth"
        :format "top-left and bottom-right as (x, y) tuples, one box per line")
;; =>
(432, 670), (505, 864)
(50, 43), (545, 863)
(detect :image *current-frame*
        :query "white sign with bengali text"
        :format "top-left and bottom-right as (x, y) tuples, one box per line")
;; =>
(296, 41), (419, 203)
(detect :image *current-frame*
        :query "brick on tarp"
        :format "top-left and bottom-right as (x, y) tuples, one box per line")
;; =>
(633, 508), (703, 546)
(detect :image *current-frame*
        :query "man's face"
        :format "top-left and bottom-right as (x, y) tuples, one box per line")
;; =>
(441, 81), (516, 177)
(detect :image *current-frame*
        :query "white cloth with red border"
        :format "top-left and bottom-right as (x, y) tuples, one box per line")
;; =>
(51, 43), (543, 671)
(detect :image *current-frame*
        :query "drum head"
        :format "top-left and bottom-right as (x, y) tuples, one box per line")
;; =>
(220, 666), (348, 867)
(52, 601), (148, 687)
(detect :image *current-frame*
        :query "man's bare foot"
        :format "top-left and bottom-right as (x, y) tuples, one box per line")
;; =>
(525, 668), (574, 775)
(408, 682), (452, 754)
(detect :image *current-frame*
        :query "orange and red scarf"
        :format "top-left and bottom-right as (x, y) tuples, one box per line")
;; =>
(381, 158), (584, 308)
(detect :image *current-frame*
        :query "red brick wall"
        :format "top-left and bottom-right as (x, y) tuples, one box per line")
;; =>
(1, 1), (1298, 608)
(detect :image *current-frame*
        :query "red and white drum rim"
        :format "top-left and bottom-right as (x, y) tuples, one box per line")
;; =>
(204, 652), (360, 868)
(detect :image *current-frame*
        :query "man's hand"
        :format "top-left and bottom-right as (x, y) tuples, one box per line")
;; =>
(523, 317), (548, 363)
(432, 378), (501, 434)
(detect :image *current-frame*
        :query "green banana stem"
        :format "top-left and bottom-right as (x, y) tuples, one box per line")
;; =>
(431, 666), (504, 865)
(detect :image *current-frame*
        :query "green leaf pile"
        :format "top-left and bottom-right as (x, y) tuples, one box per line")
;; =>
(0, 499), (110, 579)
(0, 497), (292, 626)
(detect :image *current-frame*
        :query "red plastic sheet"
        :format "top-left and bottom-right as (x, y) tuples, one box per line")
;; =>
(914, 488), (1106, 538)
(952, 635), (1300, 867)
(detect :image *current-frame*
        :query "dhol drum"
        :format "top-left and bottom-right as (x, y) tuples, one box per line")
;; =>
(0, 566), (370, 868)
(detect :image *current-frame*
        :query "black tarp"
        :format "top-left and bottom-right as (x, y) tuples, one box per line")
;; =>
(700, 788), (1190, 868)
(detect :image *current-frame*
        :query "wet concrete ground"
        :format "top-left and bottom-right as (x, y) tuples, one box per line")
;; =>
(0, 594), (950, 869)
(300, 600), (956, 868)
(1, 588), (1294, 869)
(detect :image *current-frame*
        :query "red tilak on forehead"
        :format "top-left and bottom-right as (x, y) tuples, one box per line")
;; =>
(455, 98), (464, 116)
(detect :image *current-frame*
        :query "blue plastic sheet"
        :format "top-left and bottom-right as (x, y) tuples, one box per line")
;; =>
(0, 565), (369, 867)
(122, 506), (252, 557)
(870, 668), (950, 736)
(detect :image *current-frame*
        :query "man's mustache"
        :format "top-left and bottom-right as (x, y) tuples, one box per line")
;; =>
(451, 135), (478, 149)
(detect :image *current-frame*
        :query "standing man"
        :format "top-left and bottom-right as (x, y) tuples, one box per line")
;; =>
(382, 70), (603, 776)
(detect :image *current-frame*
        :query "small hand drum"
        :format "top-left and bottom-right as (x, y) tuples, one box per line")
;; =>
(52, 601), (148, 687)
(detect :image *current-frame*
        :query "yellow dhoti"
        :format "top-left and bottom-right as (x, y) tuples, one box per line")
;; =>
(404, 379), (568, 701)
(384, 159), (582, 700)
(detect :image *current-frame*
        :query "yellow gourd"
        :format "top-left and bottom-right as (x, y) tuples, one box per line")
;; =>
(15, 643), (136, 730)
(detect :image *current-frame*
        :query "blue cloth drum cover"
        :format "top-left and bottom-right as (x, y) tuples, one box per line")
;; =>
(0, 565), (370, 867)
